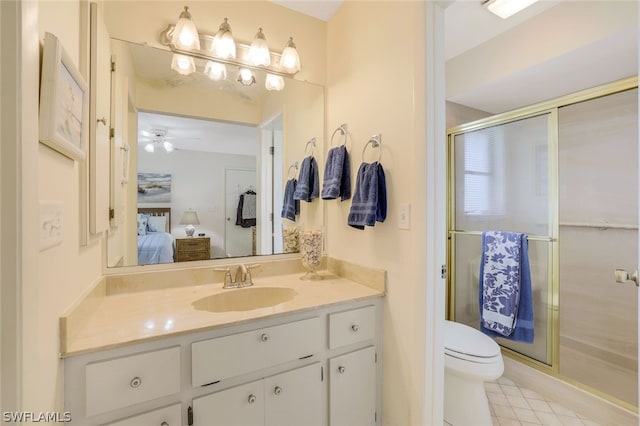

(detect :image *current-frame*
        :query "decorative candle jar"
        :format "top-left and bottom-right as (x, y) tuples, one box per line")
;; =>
(299, 228), (322, 280)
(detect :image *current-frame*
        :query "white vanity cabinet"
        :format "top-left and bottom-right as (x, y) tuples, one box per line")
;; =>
(193, 363), (322, 426)
(64, 298), (381, 426)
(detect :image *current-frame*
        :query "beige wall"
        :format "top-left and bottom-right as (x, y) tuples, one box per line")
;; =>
(326, 2), (427, 424)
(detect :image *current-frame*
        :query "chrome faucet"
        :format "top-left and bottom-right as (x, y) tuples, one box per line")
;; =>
(214, 264), (260, 289)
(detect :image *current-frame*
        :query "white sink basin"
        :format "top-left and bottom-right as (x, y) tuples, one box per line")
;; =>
(192, 287), (298, 313)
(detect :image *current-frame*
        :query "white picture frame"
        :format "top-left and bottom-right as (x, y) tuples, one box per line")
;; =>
(39, 32), (88, 161)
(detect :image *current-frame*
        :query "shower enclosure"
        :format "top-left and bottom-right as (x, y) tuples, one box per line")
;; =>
(447, 78), (638, 409)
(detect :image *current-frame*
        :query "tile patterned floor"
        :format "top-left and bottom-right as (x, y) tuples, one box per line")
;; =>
(486, 376), (601, 426)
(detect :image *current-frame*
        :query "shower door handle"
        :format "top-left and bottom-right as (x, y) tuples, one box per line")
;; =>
(614, 269), (639, 287)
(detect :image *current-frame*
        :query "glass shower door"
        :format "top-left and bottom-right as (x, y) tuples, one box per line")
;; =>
(557, 88), (638, 408)
(450, 112), (554, 365)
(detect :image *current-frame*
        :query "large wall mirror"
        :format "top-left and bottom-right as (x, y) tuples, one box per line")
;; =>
(106, 37), (324, 268)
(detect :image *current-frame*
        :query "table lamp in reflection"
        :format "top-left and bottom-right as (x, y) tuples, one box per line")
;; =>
(180, 210), (200, 237)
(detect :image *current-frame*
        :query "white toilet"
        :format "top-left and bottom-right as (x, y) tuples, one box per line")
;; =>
(444, 320), (504, 426)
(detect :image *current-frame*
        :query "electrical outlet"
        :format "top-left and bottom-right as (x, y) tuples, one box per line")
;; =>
(398, 202), (410, 230)
(40, 201), (63, 250)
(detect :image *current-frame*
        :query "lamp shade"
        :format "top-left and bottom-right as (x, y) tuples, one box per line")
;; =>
(180, 210), (200, 225)
(171, 6), (200, 50)
(249, 28), (271, 66)
(280, 37), (300, 73)
(212, 18), (236, 59)
(265, 74), (285, 91)
(171, 53), (196, 75)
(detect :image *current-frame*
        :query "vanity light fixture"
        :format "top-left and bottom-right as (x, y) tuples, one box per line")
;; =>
(237, 68), (256, 86)
(212, 18), (236, 59)
(171, 53), (196, 75)
(248, 28), (271, 66)
(159, 7), (302, 90)
(170, 6), (200, 50)
(482, 0), (540, 19)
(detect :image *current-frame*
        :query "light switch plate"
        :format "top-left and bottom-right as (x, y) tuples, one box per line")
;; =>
(398, 202), (410, 230)
(40, 201), (63, 250)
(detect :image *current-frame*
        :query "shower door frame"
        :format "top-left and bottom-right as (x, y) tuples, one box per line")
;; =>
(446, 76), (639, 410)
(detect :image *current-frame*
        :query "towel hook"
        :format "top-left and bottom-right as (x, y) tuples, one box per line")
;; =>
(287, 161), (299, 179)
(305, 137), (316, 157)
(329, 123), (348, 148)
(362, 134), (382, 163)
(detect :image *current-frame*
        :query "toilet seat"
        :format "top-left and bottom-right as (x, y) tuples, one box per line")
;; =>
(444, 320), (501, 364)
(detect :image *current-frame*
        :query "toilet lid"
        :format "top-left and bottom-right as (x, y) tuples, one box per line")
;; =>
(444, 320), (501, 360)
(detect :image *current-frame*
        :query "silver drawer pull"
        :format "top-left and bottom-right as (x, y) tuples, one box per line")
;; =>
(351, 324), (359, 332)
(248, 394), (257, 404)
(338, 366), (346, 374)
(274, 386), (282, 395)
(130, 376), (142, 388)
(161, 422), (169, 426)
(260, 333), (270, 342)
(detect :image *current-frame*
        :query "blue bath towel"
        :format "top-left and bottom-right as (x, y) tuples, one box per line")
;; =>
(293, 156), (319, 202)
(281, 178), (300, 221)
(478, 231), (534, 343)
(347, 162), (387, 230)
(321, 145), (351, 201)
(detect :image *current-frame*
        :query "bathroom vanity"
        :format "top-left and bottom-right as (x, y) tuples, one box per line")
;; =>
(62, 260), (384, 426)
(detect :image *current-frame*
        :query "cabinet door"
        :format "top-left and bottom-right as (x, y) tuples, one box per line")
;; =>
(329, 346), (376, 426)
(265, 363), (323, 426)
(193, 380), (263, 426)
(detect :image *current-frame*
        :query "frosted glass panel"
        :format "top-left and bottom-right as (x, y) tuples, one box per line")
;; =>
(453, 234), (551, 364)
(558, 88), (638, 407)
(454, 114), (550, 236)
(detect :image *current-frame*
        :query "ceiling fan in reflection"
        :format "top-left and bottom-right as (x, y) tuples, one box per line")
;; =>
(139, 129), (175, 153)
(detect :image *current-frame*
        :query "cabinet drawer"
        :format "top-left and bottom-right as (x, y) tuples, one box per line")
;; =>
(192, 317), (321, 386)
(176, 250), (209, 262)
(176, 238), (209, 250)
(103, 403), (181, 426)
(86, 346), (181, 416)
(329, 305), (376, 349)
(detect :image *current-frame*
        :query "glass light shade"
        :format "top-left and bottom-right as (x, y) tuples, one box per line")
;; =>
(163, 141), (174, 152)
(265, 74), (285, 91)
(144, 143), (155, 153)
(212, 18), (236, 59)
(171, 6), (200, 50)
(484, 0), (540, 19)
(237, 68), (256, 86)
(171, 54), (196, 75)
(280, 37), (300, 73)
(249, 28), (271, 66)
(204, 61), (227, 81)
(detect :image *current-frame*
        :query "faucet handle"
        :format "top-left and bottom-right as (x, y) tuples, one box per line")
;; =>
(213, 267), (234, 287)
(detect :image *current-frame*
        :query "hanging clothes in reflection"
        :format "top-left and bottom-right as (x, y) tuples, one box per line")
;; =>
(236, 189), (256, 228)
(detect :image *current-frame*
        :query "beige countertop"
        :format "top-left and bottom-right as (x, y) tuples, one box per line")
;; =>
(61, 266), (384, 357)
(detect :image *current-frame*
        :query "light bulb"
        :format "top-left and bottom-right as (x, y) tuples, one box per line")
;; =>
(204, 61), (227, 81)
(163, 141), (174, 152)
(144, 143), (155, 153)
(249, 28), (271, 67)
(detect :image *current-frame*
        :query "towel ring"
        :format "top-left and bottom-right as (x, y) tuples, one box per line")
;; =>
(305, 138), (316, 156)
(362, 134), (382, 163)
(329, 123), (348, 148)
(287, 162), (299, 179)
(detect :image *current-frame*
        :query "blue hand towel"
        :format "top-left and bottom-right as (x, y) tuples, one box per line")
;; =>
(478, 231), (534, 343)
(293, 156), (319, 202)
(347, 162), (387, 230)
(281, 178), (300, 221)
(321, 145), (351, 201)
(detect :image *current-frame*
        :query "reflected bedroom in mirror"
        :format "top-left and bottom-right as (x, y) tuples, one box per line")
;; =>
(107, 38), (324, 268)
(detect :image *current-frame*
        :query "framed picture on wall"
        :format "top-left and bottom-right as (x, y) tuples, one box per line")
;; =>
(39, 32), (88, 161)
